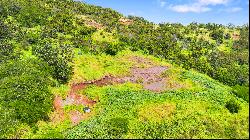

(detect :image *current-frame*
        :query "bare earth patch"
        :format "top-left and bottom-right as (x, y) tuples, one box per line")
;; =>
(129, 66), (168, 92)
(52, 85), (97, 125)
(52, 56), (174, 125)
(119, 17), (133, 25)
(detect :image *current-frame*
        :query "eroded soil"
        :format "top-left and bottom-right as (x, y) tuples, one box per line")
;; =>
(52, 56), (169, 125)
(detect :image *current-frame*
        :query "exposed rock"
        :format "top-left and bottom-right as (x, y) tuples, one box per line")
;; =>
(119, 17), (133, 25)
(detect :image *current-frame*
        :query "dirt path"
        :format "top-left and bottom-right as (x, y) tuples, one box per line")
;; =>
(52, 56), (169, 125)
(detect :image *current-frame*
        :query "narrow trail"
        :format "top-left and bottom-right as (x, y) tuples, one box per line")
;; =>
(52, 56), (169, 125)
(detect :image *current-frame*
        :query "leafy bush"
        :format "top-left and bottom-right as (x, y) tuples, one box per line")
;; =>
(106, 118), (129, 138)
(0, 18), (21, 64)
(225, 99), (241, 113)
(103, 42), (126, 56)
(209, 51), (249, 86)
(52, 57), (73, 84)
(232, 85), (249, 102)
(0, 20), (11, 39)
(0, 59), (53, 125)
(32, 43), (73, 84)
(0, 107), (20, 138)
(210, 29), (224, 44)
(0, 42), (20, 64)
(233, 24), (249, 50)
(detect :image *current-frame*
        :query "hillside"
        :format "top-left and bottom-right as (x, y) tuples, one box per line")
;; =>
(0, 0), (249, 139)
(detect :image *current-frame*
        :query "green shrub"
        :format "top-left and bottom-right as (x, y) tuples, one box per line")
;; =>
(32, 43), (73, 84)
(0, 19), (21, 64)
(0, 42), (19, 64)
(104, 43), (124, 56)
(52, 57), (73, 84)
(0, 59), (53, 125)
(0, 107), (20, 138)
(232, 85), (249, 102)
(106, 117), (129, 138)
(225, 99), (241, 113)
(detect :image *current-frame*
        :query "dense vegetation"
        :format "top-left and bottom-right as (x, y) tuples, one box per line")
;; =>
(0, 0), (249, 139)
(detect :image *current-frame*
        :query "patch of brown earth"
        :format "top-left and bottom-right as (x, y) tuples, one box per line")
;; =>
(144, 80), (167, 92)
(53, 95), (63, 110)
(232, 33), (240, 40)
(69, 110), (87, 125)
(85, 19), (103, 29)
(126, 66), (168, 92)
(64, 92), (97, 107)
(52, 56), (170, 125)
(119, 17), (133, 25)
(51, 84), (98, 125)
(70, 65), (169, 92)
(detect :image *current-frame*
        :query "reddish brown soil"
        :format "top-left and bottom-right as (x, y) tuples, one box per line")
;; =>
(68, 65), (168, 93)
(130, 66), (168, 92)
(53, 95), (63, 110)
(119, 17), (133, 25)
(232, 33), (240, 40)
(52, 56), (169, 125)
(130, 56), (154, 65)
(69, 110), (86, 125)
(52, 82), (98, 125)
(85, 19), (103, 29)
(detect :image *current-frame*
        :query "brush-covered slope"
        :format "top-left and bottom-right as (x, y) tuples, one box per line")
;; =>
(0, 0), (249, 139)
(2, 50), (249, 139)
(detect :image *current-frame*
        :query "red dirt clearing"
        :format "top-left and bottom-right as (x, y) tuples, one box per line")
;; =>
(52, 56), (169, 125)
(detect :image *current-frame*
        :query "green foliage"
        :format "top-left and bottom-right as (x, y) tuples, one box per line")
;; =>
(0, 41), (19, 64)
(234, 24), (249, 50)
(209, 51), (249, 86)
(0, 107), (20, 138)
(210, 29), (224, 44)
(0, 17), (21, 64)
(64, 74), (248, 139)
(0, 59), (53, 125)
(232, 85), (249, 102)
(225, 99), (241, 114)
(0, 0), (248, 138)
(1, 0), (248, 86)
(50, 84), (70, 99)
(106, 117), (129, 138)
(63, 104), (86, 113)
(33, 43), (74, 84)
(0, 20), (11, 39)
(27, 120), (72, 139)
(72, 50), (135, 83)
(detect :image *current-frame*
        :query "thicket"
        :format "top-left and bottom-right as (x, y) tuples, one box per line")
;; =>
(116, 20), (249, 87)
(0, 59), (53, 138)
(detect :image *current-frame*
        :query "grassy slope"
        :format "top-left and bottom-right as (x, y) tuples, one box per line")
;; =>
(20, 50), (249, 139)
